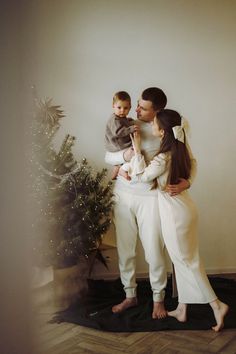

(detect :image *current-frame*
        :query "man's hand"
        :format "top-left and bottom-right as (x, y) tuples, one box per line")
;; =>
(123, 147), (135, 162)
(118, 168), (131, 180)
(166, 178), (190, 196)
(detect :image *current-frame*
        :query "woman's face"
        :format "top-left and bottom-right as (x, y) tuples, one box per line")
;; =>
(152, 116), (164, 138)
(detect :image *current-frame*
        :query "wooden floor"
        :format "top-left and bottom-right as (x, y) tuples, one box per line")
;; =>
(33, 276), (236, 354)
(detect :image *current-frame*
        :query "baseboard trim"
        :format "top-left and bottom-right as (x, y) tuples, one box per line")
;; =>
(205, 268), (236, 275)
(32, 268), (236, 309)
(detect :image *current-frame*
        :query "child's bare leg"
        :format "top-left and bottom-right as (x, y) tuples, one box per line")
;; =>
(152, 301), (167, 319)
(112, 297), (138, 313)
(111, 165), (121, 180)
(210, 299), (229, 332)
(168, 303), (187, 322)
(118, 168), (130, 180)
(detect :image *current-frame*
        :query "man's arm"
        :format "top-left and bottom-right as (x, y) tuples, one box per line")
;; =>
(105, 147), (135, 165)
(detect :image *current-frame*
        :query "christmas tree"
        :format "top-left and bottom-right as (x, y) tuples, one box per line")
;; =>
(31, 95), (113, 270)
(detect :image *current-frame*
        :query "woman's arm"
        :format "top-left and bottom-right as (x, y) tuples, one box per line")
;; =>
(127, 153), (168, 183)
(119, 132), (167, 183)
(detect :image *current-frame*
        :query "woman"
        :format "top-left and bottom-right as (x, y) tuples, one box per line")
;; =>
(121, 109), (229, 331)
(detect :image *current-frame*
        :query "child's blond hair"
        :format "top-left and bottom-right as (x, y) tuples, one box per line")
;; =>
(113, 91), (131, 105)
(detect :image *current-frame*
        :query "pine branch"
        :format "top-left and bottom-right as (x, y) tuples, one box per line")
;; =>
(31, 97), (113, 270)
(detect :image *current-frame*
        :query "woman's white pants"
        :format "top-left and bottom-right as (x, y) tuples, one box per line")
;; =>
(158, 190), (217, 304)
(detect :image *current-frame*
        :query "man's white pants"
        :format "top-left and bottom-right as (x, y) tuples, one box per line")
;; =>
(113, 188), (167, 302)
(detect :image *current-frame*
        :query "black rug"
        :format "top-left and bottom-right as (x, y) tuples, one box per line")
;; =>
(50, 277), (236, 331)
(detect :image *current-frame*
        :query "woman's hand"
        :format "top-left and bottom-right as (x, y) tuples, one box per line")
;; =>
(123, 147), (135, 162)
(130, 132), (141, 155)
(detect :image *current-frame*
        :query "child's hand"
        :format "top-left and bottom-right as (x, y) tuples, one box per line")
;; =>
(118, 168), (131, 180)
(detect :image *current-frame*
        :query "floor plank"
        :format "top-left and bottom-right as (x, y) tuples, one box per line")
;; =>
(33, 275), (236, 354)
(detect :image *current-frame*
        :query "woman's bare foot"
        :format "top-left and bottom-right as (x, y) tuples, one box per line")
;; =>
(152, 301), (167, 319)
(168, 303), (187, 322)
(210, 300), (229, 332)
(112, 297), (138, 313)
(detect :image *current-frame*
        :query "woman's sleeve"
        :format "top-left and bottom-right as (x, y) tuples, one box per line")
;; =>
(128, 153), (168, 183)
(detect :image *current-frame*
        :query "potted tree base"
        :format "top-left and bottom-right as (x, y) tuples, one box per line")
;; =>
(52, 253), (98, 309)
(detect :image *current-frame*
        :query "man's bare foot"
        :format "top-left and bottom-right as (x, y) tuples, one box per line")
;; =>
(168, 303), (187, 322)
(211, 300), (229, 332)
(152, 301), (167, 319)
(112, 297), (138, 313)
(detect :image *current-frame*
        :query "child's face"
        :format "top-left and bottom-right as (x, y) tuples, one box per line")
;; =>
(113, 100), (131, 118)
(152, 116), (164, 138)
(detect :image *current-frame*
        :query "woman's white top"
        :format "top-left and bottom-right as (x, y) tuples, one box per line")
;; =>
(126, 153), (171, 191)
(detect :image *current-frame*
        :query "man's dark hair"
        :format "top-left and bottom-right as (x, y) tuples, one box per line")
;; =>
(142, 87), (167, 111)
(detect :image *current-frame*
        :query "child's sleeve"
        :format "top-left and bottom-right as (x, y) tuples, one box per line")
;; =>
(108, 118), (133, 138)
(115, 123), (135, 137)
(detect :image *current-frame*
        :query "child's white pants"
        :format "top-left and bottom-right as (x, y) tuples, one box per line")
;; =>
(113, 188), (167, 302)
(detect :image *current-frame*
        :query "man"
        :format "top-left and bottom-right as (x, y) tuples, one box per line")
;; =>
(105, 87), (196, 318)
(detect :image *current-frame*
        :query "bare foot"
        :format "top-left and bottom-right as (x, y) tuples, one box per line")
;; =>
(168, 303), (187, 322)
(152, 301), (167, 319)
(211, 301), (229, 332)
(112, 297), (138, 313)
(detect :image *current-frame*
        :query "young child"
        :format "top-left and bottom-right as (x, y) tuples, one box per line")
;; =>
(105, 91), (139, 179)
(121, 109), (229, 331)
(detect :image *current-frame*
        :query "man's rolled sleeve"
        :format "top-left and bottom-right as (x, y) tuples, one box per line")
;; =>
(105, 150), (126, 165)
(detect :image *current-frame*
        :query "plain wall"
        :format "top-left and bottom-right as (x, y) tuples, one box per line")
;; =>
(25, 0), (236, 275)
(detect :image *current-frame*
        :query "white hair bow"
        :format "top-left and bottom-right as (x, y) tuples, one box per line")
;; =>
(172, 117), (186, 143)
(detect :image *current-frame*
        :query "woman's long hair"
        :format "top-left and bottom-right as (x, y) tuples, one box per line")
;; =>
(156, 109), (191, 185)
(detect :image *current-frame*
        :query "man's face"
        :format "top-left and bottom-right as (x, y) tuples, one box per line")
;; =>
(136, 99), (157, 122)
